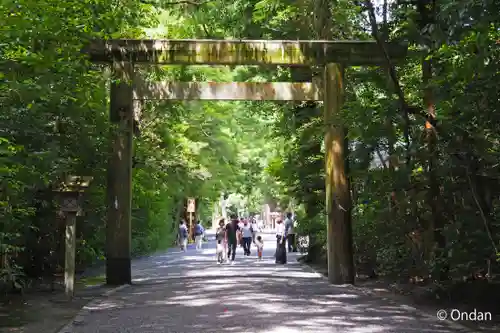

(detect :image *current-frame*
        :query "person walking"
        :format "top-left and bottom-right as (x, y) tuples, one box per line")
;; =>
(255, 235), (264, 260)
(284, 212), (297, 252)
(215, 219), (226, 264)
(251, 218), (259, 243)
(194, 220), (205, 250)
(240, 220), (253, 256)
(275, 219), (287, 264)
(225, 214), (240, 264)
(178, 220), (188, 251)
(237, 218), (244, 247)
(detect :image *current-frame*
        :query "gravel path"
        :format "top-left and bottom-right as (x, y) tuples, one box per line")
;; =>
(64, 232), (472, 333)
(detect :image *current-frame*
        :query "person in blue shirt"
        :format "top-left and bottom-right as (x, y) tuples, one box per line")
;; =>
(194, 220), (205, 250)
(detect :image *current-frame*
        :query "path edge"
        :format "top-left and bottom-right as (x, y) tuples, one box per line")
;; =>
(56, 284), (131, 333)
(297, 258), (476, 333)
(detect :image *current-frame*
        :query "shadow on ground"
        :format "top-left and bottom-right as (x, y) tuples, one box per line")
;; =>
(70, 245), (472, 333)
(0, 285), (111, 333)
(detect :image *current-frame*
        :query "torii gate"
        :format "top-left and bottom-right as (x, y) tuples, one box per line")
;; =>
(86, 39), (407, 285)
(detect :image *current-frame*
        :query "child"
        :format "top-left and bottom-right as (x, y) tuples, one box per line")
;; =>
(255, 235), (264, 260)
(216, 240), (226, 264)
(215, 219), (227, 264)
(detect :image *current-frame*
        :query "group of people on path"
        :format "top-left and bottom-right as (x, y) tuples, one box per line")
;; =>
(177, 219), (205, 251)
(216, 215), (262, 265)
(177, 212), (297, 265)
(216, 212), (297, 265)
(274, 212), (297, 264)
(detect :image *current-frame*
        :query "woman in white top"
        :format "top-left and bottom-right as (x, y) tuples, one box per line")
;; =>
(251, 220), (259, 243)
(240, 220), (253, 256)
(275, 219), (287, 264)
(237, 219), (244, 247)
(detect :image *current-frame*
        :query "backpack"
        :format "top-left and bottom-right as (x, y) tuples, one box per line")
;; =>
(216, 227), (225, 240)
(180, 225), (188, 238)
(195, 224), (204, 236)
(284, 219), (293, 235)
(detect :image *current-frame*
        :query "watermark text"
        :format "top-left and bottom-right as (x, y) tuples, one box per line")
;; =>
(436, 309), (492, 321)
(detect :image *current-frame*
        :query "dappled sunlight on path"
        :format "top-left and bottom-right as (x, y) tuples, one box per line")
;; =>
(66, 233), (471, 333)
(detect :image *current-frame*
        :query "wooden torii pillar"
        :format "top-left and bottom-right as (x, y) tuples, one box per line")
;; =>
(85, 39), (407, 285)
(105, 61), (134, 285)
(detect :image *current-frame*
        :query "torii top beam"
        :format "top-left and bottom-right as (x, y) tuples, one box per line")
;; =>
(85, 39), (407, 66)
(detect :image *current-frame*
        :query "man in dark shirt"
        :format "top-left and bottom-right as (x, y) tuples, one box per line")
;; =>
(225, 214), (240, 264)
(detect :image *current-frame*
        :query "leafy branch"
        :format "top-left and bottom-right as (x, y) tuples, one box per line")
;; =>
(140, 0), (214, 6)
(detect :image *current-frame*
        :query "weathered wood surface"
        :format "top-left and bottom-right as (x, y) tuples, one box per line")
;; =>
(323, 63), (355, 284)
(64, 212), (77, 298)
(133, 81), (321, 101)
(106, 61), (133, 285)
(86, 39), (407, 66)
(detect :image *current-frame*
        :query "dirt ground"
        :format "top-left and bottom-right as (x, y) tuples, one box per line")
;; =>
(0, 276), (108, 333)
(0, 245), (178, 333)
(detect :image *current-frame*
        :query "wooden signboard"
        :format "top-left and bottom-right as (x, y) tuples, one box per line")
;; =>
(187, 198), (195, 213)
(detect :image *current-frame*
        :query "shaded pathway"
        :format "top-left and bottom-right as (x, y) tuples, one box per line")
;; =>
(64, 232), (471, 333)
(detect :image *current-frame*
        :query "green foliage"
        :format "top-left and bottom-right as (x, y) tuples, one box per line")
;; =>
(259, 0), (500, 283)
(1, 0), (500, 297)
(0, 0), (275, 291)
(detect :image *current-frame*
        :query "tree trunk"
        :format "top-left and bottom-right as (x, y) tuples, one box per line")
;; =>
(418, 0), (447, 280)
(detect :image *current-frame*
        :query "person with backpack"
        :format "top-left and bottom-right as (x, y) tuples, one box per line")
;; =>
(178, 220), (188, 251)
(194, 220), (205, 250)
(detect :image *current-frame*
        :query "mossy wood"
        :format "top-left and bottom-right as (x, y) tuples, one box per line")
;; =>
(133, 81), (321, 101)
(323, 64), (355, 284)
(86, 39), (407, 66)
(54, 175), (93, 193)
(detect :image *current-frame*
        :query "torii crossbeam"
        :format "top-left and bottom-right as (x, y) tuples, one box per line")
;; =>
(86, 39), (406, 66)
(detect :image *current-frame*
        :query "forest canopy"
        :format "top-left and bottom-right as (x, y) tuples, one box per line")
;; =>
(1, 0), (500, 300)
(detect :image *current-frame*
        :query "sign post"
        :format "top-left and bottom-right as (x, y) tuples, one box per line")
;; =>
(54, 175), (92, 299)
(187, 198), (195, 241)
